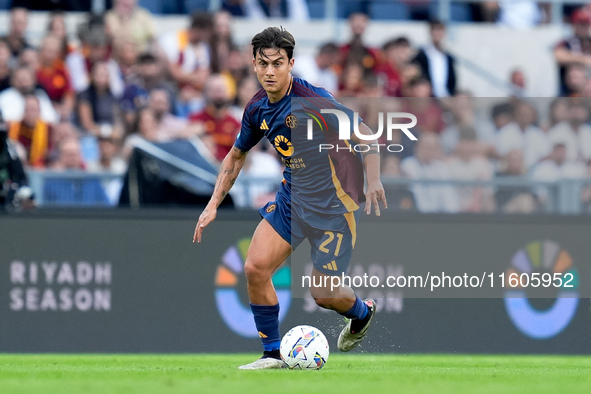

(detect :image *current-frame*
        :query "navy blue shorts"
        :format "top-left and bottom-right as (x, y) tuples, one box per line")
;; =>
(259, 190), (359, 276)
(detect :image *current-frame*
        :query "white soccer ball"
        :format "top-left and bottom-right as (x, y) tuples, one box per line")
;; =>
(280, 325), (329, 370)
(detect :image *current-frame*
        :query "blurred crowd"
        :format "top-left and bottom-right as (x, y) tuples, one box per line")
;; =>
(2, 1), (591, 213)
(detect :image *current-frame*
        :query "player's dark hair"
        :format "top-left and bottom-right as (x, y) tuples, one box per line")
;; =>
(251, 27), (296, 61)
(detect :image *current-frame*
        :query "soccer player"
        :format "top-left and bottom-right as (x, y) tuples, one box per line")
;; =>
(193, 27), (387, 369)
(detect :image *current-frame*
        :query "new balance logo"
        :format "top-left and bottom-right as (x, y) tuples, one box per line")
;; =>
(322, 261), (338, 271)
(260, 119), (270, 130)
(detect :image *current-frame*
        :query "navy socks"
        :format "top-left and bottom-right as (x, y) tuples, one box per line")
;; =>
(251, 303), (281, 352)
(340, 296), (369, 320)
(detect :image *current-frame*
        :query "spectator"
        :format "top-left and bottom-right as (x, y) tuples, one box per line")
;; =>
(491, 101), (514, 131)
(47, 120), (79, 165)
(77, 62), (121, 138)
(413, 19), (457, 97)
(159, 12), (212, 95)
(87, 135), (126, 174)
(352, 75), (393, 144)
(375, 37), (412, 97)
(18, 47), (39, 71)
(0, 40), (12, 93)
(400, 132), (460, 213)
(7, 95), (52, 168)
(293, 42), (339, 94)
(564, 63), (588, 97)
(340, 13), (379, 76)
(2, 8), (31, 64)
(225, 45), (251, 94)
(543, 97), (571, 131)
(554, 8), (591, 96)
(509, 68), (527, 97)
(532, 142), (586, 180)
(548, 100), (591, 162)
(495, 149), (538, 213)
(122, 107), (159, 158)
(86, 134), (126, 205)
(67, 21), (123, 97)
(0, 67), (59, 123)
(105, 0), (156, 52)
(46, 10), (71, 59)
(403, 77), (445, 134)
(210, 11), (235, 74)
(111, 37), (139, 88)
(531, 143), (586, 204)
(188, 74), (240, 162)
(477, 1), (500, 22)
(447, 126), (495, 212)
(230, 76), (260, 120)
(50, 137), (84, 171)
(148, 88), (188, 141)
(440, 91), (496, 156)
(44, 137), (110, 206)
(120, 52), (173, 130)
(338, 62), (364, 97)
(496, 101), (550, 168)
(36, 35), (75, 120)
(399, 62), (421, 97)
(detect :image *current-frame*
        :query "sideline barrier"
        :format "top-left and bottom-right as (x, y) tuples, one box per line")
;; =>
(1, 209), (590, 353)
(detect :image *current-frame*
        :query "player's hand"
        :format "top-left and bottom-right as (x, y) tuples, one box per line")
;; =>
(193, 206), (217, 243)
(365, 181), (388, 216)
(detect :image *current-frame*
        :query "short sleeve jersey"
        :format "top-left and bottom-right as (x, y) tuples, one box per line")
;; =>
(234, 77), (365, 214)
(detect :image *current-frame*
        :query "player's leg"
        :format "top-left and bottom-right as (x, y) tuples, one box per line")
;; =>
(309, 268), (377, 352)
(307, 211), (377, 352)
(239, 218), (292, 370)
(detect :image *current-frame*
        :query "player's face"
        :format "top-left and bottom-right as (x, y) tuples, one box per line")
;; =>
(253, 48), (294, 99)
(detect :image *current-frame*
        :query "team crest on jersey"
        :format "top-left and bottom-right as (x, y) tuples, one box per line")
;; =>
(285, 115), (298, 129)
(274, 135), (294, 157)
(266, 204), (276, 213)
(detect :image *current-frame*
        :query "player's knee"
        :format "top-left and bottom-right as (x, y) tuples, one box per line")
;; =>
(244, 259), (271, 284)
(309, 286), (333, 309)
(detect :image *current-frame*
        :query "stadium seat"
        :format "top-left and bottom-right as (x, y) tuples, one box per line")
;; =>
(139, 0), (164, 14)
(429, 2), (472, 22)
(337, 0), (368, 19)
(307, 0), (326, 19)
(43, 177), (110, 207)
(162, 1), (185, 14)
(369, 1), (410, 21)
(184, 0), (210, 12)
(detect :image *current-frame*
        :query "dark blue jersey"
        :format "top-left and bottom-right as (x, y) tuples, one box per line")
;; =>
(234, 77), (365, 214)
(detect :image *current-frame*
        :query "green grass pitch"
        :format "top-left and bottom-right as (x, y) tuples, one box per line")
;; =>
(1, 354), (590, 394)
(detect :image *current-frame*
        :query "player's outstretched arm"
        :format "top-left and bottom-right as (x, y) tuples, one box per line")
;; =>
(193, 146), (248, 243)
(353, 122), (388, 216)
